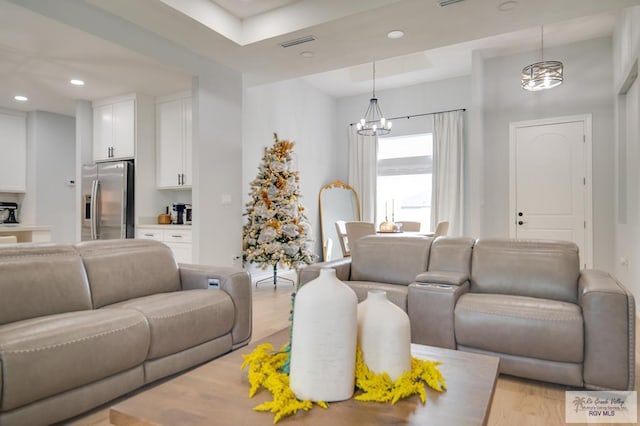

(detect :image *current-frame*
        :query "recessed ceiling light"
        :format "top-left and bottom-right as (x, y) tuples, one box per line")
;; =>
(14, 95), (28, 101)
(498, 1), (518, 12)
(300, 51), (314, 58)
(387, 30), (405, 39)
(70, 79), (85, 86)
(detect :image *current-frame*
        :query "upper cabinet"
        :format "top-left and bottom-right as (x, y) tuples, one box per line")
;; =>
(156, 94), (192, 189)
(93, 97), (135, 162)
(0, 110), (27, 192)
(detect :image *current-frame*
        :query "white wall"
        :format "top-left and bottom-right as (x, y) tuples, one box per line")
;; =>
(0, 109), (27, 220)
(192, 66), (243, 266)
(336, 75), (471, 140)
(613, 6), (640, 308)
(482, 37), (615, 272)
(468, 51), (486, 237)
(26, 111), (76, 243)
(75, 100), (92, 240)
(133, 93), (163, 224)
(243, 78), (339, 265)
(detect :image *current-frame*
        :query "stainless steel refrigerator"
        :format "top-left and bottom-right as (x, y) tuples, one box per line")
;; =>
(81, 160), (134, 241)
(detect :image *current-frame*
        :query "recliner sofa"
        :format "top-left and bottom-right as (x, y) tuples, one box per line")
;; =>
(0, 239), (252, 426)
(299, 235), (635, 391)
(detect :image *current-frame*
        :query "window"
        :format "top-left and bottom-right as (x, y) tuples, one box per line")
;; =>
(376, 133), (433, 231)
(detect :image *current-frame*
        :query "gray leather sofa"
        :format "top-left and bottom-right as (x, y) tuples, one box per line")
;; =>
(299, 235), (635, 391)
(0, 239), (252, 426)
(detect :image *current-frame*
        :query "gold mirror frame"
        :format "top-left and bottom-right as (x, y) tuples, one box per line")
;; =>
(318, 180), (361, 261)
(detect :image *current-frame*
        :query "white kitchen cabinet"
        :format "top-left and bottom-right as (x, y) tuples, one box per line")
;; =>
(136, 226), (192, 263)
(135, 228), (163, 241)
(93, 98), (135, 162)
(156, 95), (192, 188)
(0, 111), (26, 192)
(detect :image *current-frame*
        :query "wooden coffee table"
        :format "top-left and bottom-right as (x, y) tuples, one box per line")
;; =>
(110, 329), (499, 425)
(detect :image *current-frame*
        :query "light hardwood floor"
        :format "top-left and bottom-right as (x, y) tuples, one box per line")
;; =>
(67, 275), (638, 426)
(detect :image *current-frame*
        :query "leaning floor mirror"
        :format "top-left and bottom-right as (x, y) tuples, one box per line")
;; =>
(319, 180), (361, 261)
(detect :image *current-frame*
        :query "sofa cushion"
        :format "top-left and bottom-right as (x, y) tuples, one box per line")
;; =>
(347, 281), (408, 312)
(428, 237), (475, 274)
(104, 289), (235, 360)
(76, 239), (181, 308)
(470, 238), (580, 303)
(0, 245), (91, 325)
(0, 309), (149, 411)
(351, 235), (432, 285)
(454, 293), (583, 363)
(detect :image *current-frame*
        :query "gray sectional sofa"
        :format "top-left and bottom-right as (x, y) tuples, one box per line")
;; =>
(0, 239), (252, 426)
(299, 235), (635, 391)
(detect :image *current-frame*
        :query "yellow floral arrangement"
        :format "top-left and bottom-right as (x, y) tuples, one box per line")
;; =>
(354, 346), (446, 404)
(241, 343), (446, 424)
(241, 343), (327, 424)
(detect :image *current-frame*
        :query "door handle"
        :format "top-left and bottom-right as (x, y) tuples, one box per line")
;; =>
(90, 180), (99, 239)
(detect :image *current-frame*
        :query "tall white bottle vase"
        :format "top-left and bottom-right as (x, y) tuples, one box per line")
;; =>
(289, 268), (358, 402)
(357, 290), (411, 381)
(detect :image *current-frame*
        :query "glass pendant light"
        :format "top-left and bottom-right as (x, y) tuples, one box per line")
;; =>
(521, 25), (563, 91)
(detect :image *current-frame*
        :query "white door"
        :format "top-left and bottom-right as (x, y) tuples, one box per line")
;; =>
(509, 116), (592, 268)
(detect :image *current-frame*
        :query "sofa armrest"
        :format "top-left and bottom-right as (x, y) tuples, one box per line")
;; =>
(408, 282), (469, 348)
(579, 269), (635, 390)
(297, 258), (352, 286)
(415, 271), (468, 286)
(179, 264), (252, 349)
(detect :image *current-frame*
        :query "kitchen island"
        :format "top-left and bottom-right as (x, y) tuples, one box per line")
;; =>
(0, 224), (52, 243)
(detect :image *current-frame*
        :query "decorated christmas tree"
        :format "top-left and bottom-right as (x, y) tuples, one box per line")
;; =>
(243, 133), (315, 286)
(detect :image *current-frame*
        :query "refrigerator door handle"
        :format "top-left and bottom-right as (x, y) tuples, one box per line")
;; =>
(90, 179), (98, 239)
(121, 162), (129, 239)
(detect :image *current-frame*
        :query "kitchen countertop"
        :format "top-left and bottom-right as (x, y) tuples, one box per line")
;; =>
(0, 224), (52, 232)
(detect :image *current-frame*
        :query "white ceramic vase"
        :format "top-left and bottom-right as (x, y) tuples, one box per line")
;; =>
(357, 290), (411, 381)
(289, 268), (358, 401)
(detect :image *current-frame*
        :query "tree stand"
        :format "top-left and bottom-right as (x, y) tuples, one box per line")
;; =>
(255, 264), (294, 288)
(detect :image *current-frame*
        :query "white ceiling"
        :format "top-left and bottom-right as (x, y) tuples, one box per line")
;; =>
(1, 0), (639, 116)
(0, 0), (192, 116)
(211, 0), (300, 20)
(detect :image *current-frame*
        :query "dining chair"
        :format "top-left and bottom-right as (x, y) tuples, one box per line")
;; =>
(345, 221), (375, 251)
(396, 221), (421, 232)
(424, 221), (450, 237)
(334, 220), (350, 257)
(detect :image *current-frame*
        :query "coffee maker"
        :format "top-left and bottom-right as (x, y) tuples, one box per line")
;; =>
(171, 203), (186, 225)
(0, 202), (19, 224)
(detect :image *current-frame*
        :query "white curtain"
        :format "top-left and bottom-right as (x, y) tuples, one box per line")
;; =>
(348, 126), (377, 222)
(431, 110), (464, 236)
